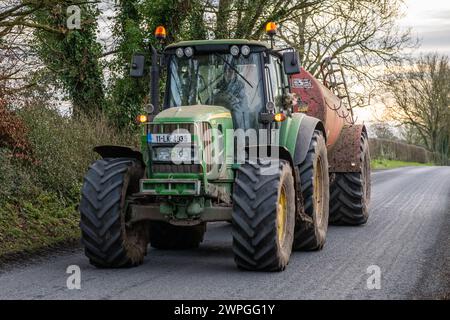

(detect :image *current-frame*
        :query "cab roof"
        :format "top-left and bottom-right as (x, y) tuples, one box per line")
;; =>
(166, 39), (271, 50)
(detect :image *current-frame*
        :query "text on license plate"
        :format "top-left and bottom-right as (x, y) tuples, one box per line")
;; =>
(151, 133), (191, 144)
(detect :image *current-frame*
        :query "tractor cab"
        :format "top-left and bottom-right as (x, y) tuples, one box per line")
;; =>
(131, 32), (301, 132)
(164, 41), (267, 130)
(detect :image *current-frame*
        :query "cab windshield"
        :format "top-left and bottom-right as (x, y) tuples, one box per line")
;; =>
(167, 52), (264, 129)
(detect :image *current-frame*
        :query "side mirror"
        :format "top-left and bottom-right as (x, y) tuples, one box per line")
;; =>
(282, 51), (301, 75)
(130, 54), (145, 78)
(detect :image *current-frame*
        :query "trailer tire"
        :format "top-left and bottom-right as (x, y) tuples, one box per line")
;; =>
(329, 133), (371, 225)
(232, 159), (295, 271)
(293, 131), (330, 251)
(79, 158), (148, 268)
(149, 222), (206, 250)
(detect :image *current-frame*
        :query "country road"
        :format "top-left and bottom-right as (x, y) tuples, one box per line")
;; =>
(0, 167), (449, 300)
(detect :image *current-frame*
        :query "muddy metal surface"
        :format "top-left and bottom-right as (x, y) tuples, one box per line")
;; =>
(0, 166), (449, 300)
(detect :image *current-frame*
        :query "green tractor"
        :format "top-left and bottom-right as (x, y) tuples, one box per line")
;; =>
(79, 24), (371, 271)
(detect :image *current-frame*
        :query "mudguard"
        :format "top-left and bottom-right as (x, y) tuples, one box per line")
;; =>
(94, 145), (144, 163)
(328, 125), (367, 173)
(293, 115), (326, 166)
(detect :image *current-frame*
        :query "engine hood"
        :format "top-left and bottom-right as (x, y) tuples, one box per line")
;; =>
(153, 105), (232, 123)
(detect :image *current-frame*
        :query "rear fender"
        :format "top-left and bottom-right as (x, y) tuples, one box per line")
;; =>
(328, 125), (367, 173)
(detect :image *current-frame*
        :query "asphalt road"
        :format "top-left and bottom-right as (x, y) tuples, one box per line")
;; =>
(0, 167), (449, 300)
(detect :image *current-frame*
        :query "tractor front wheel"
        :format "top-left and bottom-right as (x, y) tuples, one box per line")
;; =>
(79, 158), (149, 268)
(232, 159), (295, 271)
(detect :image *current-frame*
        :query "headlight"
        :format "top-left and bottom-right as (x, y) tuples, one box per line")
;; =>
(230, 45), (240, 57)
(176, 48), (184, 58)
(153, 147), (171, 162)
(153, 147), (196, 163)
(184, 47), (194, 58)
(172, 147), (193, 163)
(241, 45), (251, 56)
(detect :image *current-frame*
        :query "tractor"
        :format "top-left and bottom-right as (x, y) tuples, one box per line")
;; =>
(79, 23), (371, 271)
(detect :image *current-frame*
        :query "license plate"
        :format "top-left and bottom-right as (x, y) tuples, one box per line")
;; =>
(151, 133), (191, 144)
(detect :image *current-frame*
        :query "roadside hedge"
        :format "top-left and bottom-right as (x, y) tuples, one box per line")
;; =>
(0, 102), (138, 258)
(369, 138), (435, 164)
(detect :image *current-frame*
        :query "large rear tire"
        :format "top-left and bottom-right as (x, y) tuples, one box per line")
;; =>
(329, 132), (371, 225)
(149, 222), (206, 250)
(293, 131), (330, 251)
(232, 159), (295, 271)
(79, 158), (148, 268)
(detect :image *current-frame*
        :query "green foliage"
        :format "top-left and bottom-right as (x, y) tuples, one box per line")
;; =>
(0, 103), (139, 257)
(0, 149), (40, 202)
(18, 105), (137, 201)
(107, 1), (149, 130)
(108, 77), (147, 130)
(140, 0), (207, 42)
(0, 148), (78, 257)
(107, 0), (148, 130)
(32, 2), (105, 116)
(107, 0), (208, 129)
(0, 191), (80, 257)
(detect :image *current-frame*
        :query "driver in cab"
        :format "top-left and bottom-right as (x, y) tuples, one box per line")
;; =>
(210, 65), (249, 129)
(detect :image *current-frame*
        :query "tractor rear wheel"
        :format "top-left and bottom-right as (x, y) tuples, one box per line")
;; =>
(329, 132), (371, 225)
(79, 158), (149, 268)
(149, 222), (206, 250)
(293, 131), (330, 251)
(232, 159), (295, 271)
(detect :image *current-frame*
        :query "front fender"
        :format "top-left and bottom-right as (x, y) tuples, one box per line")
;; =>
(94, 145), (144, 163)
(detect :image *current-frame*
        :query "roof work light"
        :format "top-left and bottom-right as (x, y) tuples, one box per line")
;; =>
(155, 26), (167, 41)
(265, 22), (277, 36)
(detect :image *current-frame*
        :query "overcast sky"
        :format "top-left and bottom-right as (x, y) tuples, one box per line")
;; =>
(401, 0), (450, 55)
(354, 0), (450, 124)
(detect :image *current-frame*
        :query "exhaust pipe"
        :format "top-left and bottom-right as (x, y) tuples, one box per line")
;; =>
(149, 45), (160, 117)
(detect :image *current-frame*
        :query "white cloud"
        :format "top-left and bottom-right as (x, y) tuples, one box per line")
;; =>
(401, 0), (450, 55)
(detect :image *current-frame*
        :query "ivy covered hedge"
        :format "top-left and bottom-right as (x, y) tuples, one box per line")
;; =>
(0, 101), (137, 258)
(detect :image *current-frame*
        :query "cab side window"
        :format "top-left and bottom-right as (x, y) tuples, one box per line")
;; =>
(266, 55), (284, 110)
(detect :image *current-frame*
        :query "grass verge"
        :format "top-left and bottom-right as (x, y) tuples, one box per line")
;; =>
(371, 159), (434, 170)
(0, 192), (80, 258)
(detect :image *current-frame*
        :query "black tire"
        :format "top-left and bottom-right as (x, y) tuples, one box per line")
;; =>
(149, 222), (206, 250)
(293, 131), (330, 251)
(329, 132), (371, 225)
(232, 159), (295, 271)
(79, 158), (148, 268)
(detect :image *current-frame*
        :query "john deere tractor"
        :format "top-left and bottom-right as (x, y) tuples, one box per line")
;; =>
(79, 23), (371, 271)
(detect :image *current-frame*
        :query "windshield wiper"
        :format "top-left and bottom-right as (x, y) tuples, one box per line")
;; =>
(214, 53), (254, 88)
